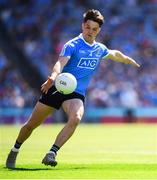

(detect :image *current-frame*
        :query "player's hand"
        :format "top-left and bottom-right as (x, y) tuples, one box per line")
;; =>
(126, 57), (140, 68)
(41, 76), (54, 94)
(131, 60), (140, 68)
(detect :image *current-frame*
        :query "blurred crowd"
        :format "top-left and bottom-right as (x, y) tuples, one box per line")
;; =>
(0, 49), (37, 107)
(0, 0), (157, 108)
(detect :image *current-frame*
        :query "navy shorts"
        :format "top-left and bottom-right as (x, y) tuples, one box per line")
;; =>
(39, 85), (85, 109)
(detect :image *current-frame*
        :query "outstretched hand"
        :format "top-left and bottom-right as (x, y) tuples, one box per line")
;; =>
(41, 76), (54, 94)
(131, 61), (140, 68)
(126, 56), (140, 68)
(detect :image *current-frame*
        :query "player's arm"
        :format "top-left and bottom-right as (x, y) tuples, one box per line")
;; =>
(49, 56), (69, 81)
(41, 56), (69, 93)
(106, 50), (140, 67)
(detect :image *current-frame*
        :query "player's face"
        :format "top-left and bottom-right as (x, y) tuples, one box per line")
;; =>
(82, 20), (101, 44)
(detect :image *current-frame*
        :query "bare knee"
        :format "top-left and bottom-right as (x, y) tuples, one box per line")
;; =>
(68, 113), (82, 127)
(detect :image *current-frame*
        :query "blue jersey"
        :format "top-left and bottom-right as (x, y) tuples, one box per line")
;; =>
(59, 34), (109, 96)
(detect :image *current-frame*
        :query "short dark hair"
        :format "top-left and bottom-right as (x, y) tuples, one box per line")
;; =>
(83, 9), (104, 27)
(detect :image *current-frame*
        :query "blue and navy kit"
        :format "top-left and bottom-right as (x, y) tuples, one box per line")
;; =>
(60, 34), (109, 96)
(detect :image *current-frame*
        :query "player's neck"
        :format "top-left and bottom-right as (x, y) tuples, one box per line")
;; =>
(81, 34), (95, 45)
(84, 37), (94, 45)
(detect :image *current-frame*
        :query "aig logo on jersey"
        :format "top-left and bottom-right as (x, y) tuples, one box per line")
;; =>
(77, 58), (99, 69)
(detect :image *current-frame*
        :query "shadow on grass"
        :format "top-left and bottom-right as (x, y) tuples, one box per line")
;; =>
(4, 163), (157, 171)
(4, 167), (52, 171)
(3, 165), (88, 171)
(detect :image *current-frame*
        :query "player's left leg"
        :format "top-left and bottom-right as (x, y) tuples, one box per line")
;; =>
(6, 102), (55, 169)
(42, 98), (84, 166)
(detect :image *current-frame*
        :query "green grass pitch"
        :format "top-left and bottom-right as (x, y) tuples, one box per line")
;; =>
(0, 123), (157, 179)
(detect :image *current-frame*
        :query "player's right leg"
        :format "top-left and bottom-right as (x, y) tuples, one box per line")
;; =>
(42, 98), (84, 167)
(6, 102), (55, 169)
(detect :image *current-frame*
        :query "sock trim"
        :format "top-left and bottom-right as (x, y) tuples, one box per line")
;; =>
(12, 147), (19, 152)
(48, 151), (56, 156)
(49, 144), (60, 155)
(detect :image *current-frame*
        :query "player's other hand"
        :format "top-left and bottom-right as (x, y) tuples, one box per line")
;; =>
(41, 76), (54, 94)
(127, 58), (140, 68)
(132, 61), (140, 68)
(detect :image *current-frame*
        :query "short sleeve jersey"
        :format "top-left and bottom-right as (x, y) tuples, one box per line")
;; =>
(59, 34), (109, 96)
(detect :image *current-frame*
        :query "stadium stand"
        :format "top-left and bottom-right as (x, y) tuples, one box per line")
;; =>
(0, 49), (38, 108)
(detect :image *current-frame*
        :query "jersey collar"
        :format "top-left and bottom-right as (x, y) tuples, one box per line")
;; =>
(79, 33), (96, 47)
